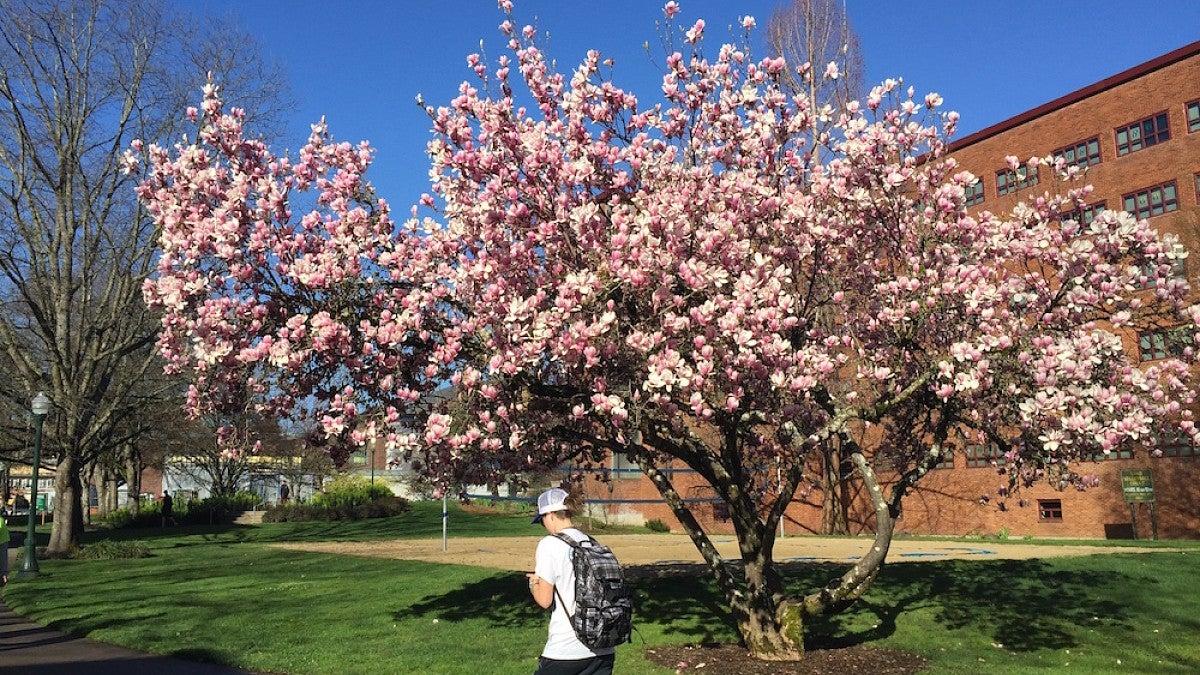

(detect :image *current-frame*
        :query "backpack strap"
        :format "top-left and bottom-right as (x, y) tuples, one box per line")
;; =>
(552, 531), (593, 549)
(550, 532), (589, 617)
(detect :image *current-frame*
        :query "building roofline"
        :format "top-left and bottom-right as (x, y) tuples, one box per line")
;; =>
(947, 39), (1200, 153)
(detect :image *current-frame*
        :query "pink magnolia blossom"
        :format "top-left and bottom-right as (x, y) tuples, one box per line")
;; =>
(134, 11), (1200, 653)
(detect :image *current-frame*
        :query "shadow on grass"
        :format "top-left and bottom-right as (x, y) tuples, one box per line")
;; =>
(392, 570), (546, 629)
(800, 558), (1132, 651)
(391, 558), (1138, 652)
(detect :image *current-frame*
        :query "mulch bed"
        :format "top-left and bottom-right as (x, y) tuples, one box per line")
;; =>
(644, 643), (928, 674)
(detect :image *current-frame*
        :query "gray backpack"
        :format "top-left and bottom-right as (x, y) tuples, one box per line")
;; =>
(552, 533), (634, 649)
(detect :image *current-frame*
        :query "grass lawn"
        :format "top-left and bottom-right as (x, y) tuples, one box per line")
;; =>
(3, 501), (1198, 673)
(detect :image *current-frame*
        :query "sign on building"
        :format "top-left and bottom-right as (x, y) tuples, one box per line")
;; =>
(1120, 469), (1155, 503)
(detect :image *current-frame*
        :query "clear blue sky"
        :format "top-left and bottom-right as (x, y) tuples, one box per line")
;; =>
(197, 0), (1200, 209)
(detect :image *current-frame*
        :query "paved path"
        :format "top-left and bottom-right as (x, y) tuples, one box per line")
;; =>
(1, 548), (254, 674)
(0, 599), (257, 675)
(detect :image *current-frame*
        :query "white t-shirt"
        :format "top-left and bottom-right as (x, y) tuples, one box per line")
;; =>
(534, 528), (617, 660)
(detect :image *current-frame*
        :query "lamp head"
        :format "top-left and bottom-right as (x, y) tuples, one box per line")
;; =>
(31, 392), (51, 416)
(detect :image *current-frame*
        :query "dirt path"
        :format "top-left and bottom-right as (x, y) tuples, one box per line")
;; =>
(272, 533), (1165, 571)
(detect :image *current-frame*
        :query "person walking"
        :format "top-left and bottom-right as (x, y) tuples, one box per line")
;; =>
(526, 487), (616, 675)
(161, 490), (176, 527)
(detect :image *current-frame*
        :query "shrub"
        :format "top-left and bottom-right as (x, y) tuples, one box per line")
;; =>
(182, 492), (262, 525)
(312, 474), (394, 509)
(262, 496), (410, 523)
(100, 504), (163, 529)
(73, 540), (151, 559)
(102, 508), (136, 529)
(645, 518), (671, 533)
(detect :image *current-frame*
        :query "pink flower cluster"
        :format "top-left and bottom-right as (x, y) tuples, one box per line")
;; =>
(133, 14), (1200, 493)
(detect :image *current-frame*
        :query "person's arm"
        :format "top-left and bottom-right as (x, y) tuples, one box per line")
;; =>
(530, 537), (561, 609)
(527, 572), (554, 608)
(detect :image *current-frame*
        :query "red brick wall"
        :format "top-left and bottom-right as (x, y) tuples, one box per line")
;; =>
(583, 453), (1198, 539)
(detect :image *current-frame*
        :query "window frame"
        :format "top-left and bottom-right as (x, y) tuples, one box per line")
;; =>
(1037, 499), (1063, 522)
(1116, 111), (1170, 156)
(964, 178), (985, 206)
(1052, 136), (1102, 168)
(1088, 446), (1134, 460)
(996, 165), (1039, 196)
(1154, 427), (1199, 458)
(1132, 243), (1187, 289)
(964, 442), (1003, 468)
(1060, 201), (1106, 225)
(1123, 181), (1178, 219)
(1138, 327), (1189, 361)
(1187, 100), (1200, 134)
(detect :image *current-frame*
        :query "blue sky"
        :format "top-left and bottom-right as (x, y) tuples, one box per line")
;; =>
(197, 0), (1200, 209)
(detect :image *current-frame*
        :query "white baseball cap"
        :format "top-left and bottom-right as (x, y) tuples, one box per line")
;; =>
(532, 487), (569, 524)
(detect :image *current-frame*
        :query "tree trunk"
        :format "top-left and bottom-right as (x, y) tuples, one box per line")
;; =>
(819, 441), (850, 535)
(801, 449), (894, 617)
(101, 470), (120, 515)
(738, 548), (805, 660)
(634, 450), (806, 660)
(47, 453), (85, 555)
(125, 444), (143, 517)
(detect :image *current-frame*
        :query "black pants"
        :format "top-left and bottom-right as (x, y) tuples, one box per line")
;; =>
(534, 653), (615, 675)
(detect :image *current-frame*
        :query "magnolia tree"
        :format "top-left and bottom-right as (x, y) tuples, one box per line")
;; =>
(131, 6), (1200, 661)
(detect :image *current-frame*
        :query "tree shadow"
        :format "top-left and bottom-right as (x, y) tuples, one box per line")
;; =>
(800, 558), (1134, 652)
(392, 563), (740, 643)
(392, 564), (736, 650)
(388, 557), (1142, 654)
(392, 569), (545, 629)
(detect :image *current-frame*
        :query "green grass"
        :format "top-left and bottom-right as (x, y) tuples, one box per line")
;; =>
(3, 502), (1198, 673)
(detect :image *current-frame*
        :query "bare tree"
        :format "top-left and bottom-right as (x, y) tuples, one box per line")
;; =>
(171, 413), (302, 499)
(0, 0), (288, 553)
(765, 0), (865, 536)
(258, 433), (335, 503)
(764, 0), (865, 109)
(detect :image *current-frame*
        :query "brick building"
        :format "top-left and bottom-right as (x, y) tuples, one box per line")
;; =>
(586, 40), (1200, 540)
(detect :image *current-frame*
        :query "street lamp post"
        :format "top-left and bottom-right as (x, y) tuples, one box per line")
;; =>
(18, 392), (51, 579)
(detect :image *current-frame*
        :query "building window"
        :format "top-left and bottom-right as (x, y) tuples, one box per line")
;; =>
(996, 165), (1038, 196)
(965, 442), (1003, 468)
(1088, 446), (1134, 460)
(964, 179), (985, 206)
(1138, 327), (1189, 361)
(1061, 201), (1106, 225)
(611, 451), (640, 479)
(1133, 244), (1187, 289)
(1038, 499), (1063, 522)
(1123, 182), (1178, 219)
(1188, 100), (1200, 133)
(1116, 112), (1170, 156)
(1154, 427), (1199, 457)
(1052, 136), (1101, 168)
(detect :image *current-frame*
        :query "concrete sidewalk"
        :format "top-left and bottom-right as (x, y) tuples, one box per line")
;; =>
(0, 597), (258, 674)
(2, 547), (255, 674)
